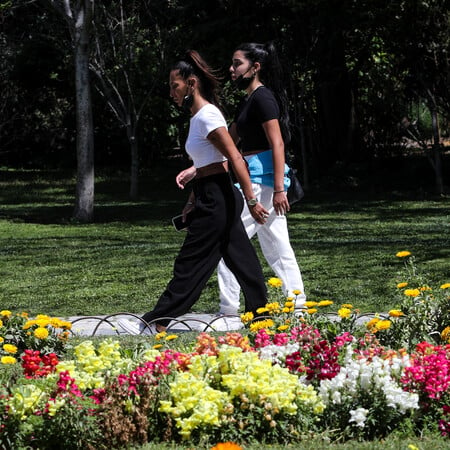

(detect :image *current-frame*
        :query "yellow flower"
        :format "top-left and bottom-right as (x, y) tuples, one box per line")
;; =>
(341, 303), (353, 309)
(306, 308), (318, 315)
(0, 320), (2, 328)
(1, 356), (17, 364)
(3, 344), (18, 354)
(153, 344), (163, 349)
(36, 314), (50, 319)
(265, 302), (281, 313)
(23, 320), (36, 330)
(375, 320), (391, 330)
(0, 310), (12, 318)
(408, 445), (419, 450)
(389, 309), (405, 317)
(0, 337), (3, 343)
(267, 277), (283, 288)
(35, 318), (50, 328)
(440, 283), (450, 289)
(249, 319), (274, 332)
(338, 308), (352, 319)
(441, 327), (450, 343)
(256, 307), (269, 314)
(396, 251), (411, 258)
(155, 331), (167, 340)
(165, 335), (178, 341)
(277, 325), (289, 331)
(34, 327), (49, 340)
(292, 289), (302, 295)
(366, 317), (380, 330)
(210, 443), (243, 450)
(284, 301), (295, 308)
(318, 300), (333, 307)
(404, 289), (420, 298)
(304, 301), (318, 308)
(240, 312), (254, 324)
(397, 282), (408, 288)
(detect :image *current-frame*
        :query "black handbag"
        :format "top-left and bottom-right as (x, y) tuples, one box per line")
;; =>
(287, 168), (305, 205)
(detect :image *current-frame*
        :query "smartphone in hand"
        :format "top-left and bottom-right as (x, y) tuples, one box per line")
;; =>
(172, 213), (193, 232)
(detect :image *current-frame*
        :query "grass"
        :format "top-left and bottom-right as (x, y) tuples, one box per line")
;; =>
(0, 166), (449, 318)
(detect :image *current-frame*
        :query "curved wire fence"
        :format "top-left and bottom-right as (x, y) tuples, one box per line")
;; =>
(68, 311), (387, 337)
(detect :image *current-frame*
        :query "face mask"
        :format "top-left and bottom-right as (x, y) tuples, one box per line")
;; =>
(232, 66), (255, 90)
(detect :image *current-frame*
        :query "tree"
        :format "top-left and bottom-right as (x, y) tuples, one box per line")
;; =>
(90, 0), (170, 199)
(44, 0), (95, 222)
(395, 0), (450, 194)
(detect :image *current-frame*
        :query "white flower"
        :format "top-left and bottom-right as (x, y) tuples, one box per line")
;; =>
(258, 343), (299, 365)
(349, 407), (369, 428)
(318, 355), (419, 415)
(331, 390), (341, 404)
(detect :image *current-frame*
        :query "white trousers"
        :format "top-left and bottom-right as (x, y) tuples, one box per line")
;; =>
(217, 183), (306, 314)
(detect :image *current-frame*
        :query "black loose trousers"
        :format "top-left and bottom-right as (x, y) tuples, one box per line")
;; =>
(142, 172), (267, 327)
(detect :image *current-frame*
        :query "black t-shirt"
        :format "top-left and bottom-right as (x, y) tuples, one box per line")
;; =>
(235, 86), (280, 152)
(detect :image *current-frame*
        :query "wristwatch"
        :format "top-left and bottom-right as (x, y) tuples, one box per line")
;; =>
(247, 198), (258, 207)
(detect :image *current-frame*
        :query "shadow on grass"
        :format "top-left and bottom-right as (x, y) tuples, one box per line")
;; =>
(1, 166), (449, 225)
(0, 167), (189, 225)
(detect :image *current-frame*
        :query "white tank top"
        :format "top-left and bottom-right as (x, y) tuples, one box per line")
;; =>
(185, 104), (228, 168)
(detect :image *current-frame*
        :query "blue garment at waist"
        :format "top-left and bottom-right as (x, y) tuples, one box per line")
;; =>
(244, 149), (291, 190)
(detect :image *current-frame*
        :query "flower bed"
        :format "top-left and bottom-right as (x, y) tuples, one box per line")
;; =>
(1, 252), (449, 449)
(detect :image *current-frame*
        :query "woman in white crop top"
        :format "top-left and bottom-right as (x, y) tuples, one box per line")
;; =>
(176, 43), (306, 318)
(118, 50), (269, 335)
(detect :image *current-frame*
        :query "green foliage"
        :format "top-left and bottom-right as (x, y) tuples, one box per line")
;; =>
(372, 254), (450, 349)
(2, 0), (449, 181)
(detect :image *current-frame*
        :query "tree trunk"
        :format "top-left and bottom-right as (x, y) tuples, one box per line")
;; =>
(129, 132), (139, 200)
(430, 104), (444, 195)
(73, 1), (95, 222)
(315, 29), (353, 169)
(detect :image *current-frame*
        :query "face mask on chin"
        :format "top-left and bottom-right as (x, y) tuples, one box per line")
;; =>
(232, 66), (255, 91)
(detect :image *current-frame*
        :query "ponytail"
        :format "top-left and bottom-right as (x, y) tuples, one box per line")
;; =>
(171, 50), (221, 106)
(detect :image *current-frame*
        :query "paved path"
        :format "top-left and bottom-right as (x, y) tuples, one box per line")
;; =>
(68, 312), (244, 337)
(67, 311), (380, 337)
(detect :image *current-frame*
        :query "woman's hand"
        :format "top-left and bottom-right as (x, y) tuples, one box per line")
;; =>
(273, 190), (290, 216)
(249, 201), (270, 224)
(182, 201), (195, 222)
(176, 166), (196, 189)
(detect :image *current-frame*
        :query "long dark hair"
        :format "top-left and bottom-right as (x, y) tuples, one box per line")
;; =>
(234, 41), (291, 144)
(171, 50), (221, 106)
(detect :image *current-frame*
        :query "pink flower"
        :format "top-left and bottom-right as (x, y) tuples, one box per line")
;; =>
(401, 344), (450, 401)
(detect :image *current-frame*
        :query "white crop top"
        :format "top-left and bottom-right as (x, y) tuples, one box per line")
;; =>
(185, 103), (228, 168)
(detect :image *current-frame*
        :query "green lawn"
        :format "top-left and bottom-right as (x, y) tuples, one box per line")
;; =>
(1, 167), (449, 318)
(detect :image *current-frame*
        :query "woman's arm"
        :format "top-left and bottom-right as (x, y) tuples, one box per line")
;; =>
(262, 119), (290, 215)
(176, 165), (197, 189)
(228, 122), (240, 145)
(207, 127), (269, 224)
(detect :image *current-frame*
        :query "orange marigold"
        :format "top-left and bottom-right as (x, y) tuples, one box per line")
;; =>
(211, 443), (243, 450)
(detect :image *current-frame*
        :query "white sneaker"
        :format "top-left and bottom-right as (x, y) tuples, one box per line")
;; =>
(209, 315), (244, 331)
(117, 318), (157, 335)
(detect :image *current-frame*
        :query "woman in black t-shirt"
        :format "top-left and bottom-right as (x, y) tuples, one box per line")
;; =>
(215, 42), (306, 317)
